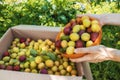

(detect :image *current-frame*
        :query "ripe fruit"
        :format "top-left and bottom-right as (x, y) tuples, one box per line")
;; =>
(75, 40), (84, 48)
(79, 25), (85, 30)
(2, 56), (10, 62)
(2, 51), (10, 57)
(20, 63), (24, 68)
(5, 63), (9, 66)
(31, 69), (38, 73)
(60, 69), (66, 75)
(68, 41), (75, 47)
(20, 43), (26, 48)
(54, 61), (60, 66)
(78, 30), (85, 36)
(20, 38), (26, 43)
(40, 68), (48, 74)
(71, 70), (77, 75)
(91, 24), (101, 32)
(83, 19), (91, 28)
(0, 37), (79, 76)
(24, 62), (29, 68)
(81, 33), (90, 41)
(14, 60), (20, 66)
(63, 57), (68, 62)
(70, 19), (76, 27)
(13, 65), (20, 71)
(86, 40), (93, 47)
(10, 53), (17, 58)
(13, 47), (19, 53)
(38, 39), (43, 44)
(81, 16), (89, 21)
(19, 55), (26, 62)
(14, 38), (20, 42)
(92, 20), (99, 24)
(72, 25), (80, 33)
(86, 27), (92, 33)
(66, 46), (75, 54)
(0, 64), (6, 69)
(66, 73), (70, 76)
(48, 70), (53, 74)
(18, 51), (25, 56)
(76, 17), (82, 24)
(65, 23), (71, 28)
(45, 60), (54, 67)
(59, 65), (64, 71)
(52, 66), (58, 72)
(47, 40), (53, 46)
(61, 40), (68, 48)
(55, 72), (60, 75)
(30, 61), (37, 69)
(90, 32), (99, 42)
(35, 56), (42, 64)
(63, 27), (71, 35)
(38, 62), (45, 69)
(70, 33), (79, 41)
(6, 65), (13, 70)
(55, 40), (61, 48)
(24, 68), (31, 72)
(9, 59), (14, 65)
(63, 62), (68, 68)
(66, 66), (72, 72)
(0, 61), (4, 65)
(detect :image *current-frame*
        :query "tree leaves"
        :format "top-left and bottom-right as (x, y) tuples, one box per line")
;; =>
(30, 49), (38, 57)
(41, 51), (57, 61)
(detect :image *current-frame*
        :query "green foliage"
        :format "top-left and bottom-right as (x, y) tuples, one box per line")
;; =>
(91, 61), (120, 80)
(46, 52), (57, 61)
(0, 0), (77, 36)
(0, 0), (120, 79)
(41, 51), (57, 61)
(30, 49), (38, 57)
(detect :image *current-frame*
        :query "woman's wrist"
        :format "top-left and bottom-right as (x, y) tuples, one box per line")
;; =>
(106, 48), (120, 62)
(100, 14), (120, 26)
(100, 14), (109, 26)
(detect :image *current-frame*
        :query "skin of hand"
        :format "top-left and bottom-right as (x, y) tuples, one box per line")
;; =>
(70, 45), (114, 63)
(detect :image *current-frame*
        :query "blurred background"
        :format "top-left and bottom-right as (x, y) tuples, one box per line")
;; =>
(0, 0), (120, 80)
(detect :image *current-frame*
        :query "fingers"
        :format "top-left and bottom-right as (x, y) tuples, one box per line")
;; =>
(70, 55), (105, 63)
(71, 45), (108, 63)
(74, 46), (100, 54)
(74, 48), (90, 54)
(70, 58), (103, 63)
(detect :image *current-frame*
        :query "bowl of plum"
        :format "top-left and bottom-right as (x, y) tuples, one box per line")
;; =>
(55, 16), (102, 59)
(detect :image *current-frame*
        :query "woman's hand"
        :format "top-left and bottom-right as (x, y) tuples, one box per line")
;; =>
(70, 45), (113, 63)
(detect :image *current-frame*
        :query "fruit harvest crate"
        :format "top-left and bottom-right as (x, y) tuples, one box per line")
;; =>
(0, 25), (93, 80)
